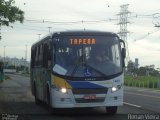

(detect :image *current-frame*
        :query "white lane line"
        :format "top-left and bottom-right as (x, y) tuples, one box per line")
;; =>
(125, 91), (160, 99)
(123, 102), (141, 108)
(137, 89), (160, 92)
(137, 89), (149, 92)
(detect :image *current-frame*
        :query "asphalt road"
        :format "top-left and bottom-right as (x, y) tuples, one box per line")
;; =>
(124, 86), (160, 113)
(0, 74), (159, 120)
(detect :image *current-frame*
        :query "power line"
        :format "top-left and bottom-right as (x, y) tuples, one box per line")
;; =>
(9, 26), (48, 32)
(25, 19), (116, 25)
(134, 28), (160, 42)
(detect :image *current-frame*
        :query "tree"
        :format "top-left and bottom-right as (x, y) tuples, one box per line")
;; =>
(0, 0), (24, 26)
(137, 65), (160, 77)
(137, 67), (146, 76)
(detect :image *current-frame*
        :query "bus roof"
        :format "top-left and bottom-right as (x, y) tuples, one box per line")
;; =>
(53, 30), (119, 37)
(31, 30), (119, 48)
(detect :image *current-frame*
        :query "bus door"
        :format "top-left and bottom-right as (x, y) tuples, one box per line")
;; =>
(42, 42), (52, 102)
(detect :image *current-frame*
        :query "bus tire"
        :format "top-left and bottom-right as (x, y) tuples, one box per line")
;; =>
(106, 106), (117, 115)
(34, 83), (41, 105)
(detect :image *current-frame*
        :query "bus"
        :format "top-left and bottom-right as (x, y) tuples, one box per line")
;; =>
(30, 31), (126, 114)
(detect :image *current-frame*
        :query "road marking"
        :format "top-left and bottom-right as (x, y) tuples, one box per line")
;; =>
(125, 91), (160, 99)
(137, 89), (160, 93)
(123, 102), (141, 108)
(137, 89), (149, 92)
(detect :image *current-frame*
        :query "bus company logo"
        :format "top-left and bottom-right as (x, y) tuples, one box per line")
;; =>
(114, 79), (120, 82)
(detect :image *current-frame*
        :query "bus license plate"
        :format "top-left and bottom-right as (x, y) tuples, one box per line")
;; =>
(83, 94), (96, 100)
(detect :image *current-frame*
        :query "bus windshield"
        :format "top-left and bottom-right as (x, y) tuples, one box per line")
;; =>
(53, 36), (122, 78)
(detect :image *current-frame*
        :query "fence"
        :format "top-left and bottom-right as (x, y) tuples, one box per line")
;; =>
(124, 76), (160, 89)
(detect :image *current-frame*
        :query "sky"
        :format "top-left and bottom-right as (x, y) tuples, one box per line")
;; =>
(0, 0), (160, 69)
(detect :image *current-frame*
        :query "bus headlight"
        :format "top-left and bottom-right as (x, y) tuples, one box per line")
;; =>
(61, 88), (67, 93)
(112, 86), (117, 92)
(112, 85), (122, 92)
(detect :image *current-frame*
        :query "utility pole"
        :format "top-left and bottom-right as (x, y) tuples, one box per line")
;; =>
(117, 4), (130, 66)
(25, 45), (28, 73)
(48, 27), (52, 33)
(3, 46), (6, 69)
(0, 24), (1, 41)
(0, 16), (2, 41)
(37, 34), (41, 40)
(25, 45), (27, 61)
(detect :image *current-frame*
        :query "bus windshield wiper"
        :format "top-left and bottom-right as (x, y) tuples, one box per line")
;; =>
(70, 54), (85, 76)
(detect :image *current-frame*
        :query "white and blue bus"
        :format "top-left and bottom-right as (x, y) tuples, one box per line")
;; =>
(30, 31), (126, 114)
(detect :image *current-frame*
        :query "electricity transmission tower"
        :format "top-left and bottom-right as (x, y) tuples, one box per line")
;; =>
(0, 17), (1, 41)
(117, 4), (130, 65)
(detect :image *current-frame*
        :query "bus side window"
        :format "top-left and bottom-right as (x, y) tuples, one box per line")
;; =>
(35, 47), (38, 66)
(39, 44), (43, 66)
(31, 49), (35, 68)
(43, 44), (48, 68)
(47, 42), (51, 68)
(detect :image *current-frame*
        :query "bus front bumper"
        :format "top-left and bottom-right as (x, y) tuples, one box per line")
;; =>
(50, 88), (123, 108)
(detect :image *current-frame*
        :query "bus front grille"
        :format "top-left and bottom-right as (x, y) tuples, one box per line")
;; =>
(72, 88), (108, 103)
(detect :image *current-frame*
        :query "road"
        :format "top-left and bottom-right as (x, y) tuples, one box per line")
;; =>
(0, 74), (159, 120)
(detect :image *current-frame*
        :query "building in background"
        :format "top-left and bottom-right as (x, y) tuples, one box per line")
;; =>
(134, 58), (139, 69)
(0, 56), (30, 73)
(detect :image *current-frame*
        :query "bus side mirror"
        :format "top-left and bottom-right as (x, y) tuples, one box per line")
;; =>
(122, 48), (126, 59)
(122, 48), (126, 67)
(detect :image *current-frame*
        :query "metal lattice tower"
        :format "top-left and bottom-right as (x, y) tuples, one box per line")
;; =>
(0, 17), (1, 41)
(117, 4), (130, 65)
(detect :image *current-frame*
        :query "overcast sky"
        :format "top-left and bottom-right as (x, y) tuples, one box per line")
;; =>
(0, 0), (160, 68)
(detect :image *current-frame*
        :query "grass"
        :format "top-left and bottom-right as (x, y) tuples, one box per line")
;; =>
(4, 74), (10, 80)
(124, 75), (160, 89)
(0, 74), (10, 83)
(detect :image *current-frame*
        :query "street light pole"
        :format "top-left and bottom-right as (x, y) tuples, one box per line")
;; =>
(25, 45), (28, 61)
(0, 20), (1, 41)
(3, 46), (6, 69)
(48, 27), (52, 33)
(25, 45), (28, 73)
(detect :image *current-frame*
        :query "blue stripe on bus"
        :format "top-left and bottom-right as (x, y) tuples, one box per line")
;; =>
(66, 80), (105, 89)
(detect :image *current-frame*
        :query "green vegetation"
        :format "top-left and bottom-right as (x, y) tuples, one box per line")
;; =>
(0, 0), (24, 26)
(124, 75), (160, 89)
(4, 74), (10, 80)
(0, 74), (10, 83)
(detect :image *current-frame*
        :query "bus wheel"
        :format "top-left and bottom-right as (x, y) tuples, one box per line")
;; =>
(34, 84), (41, 105)
(106, 106), (117, 115)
